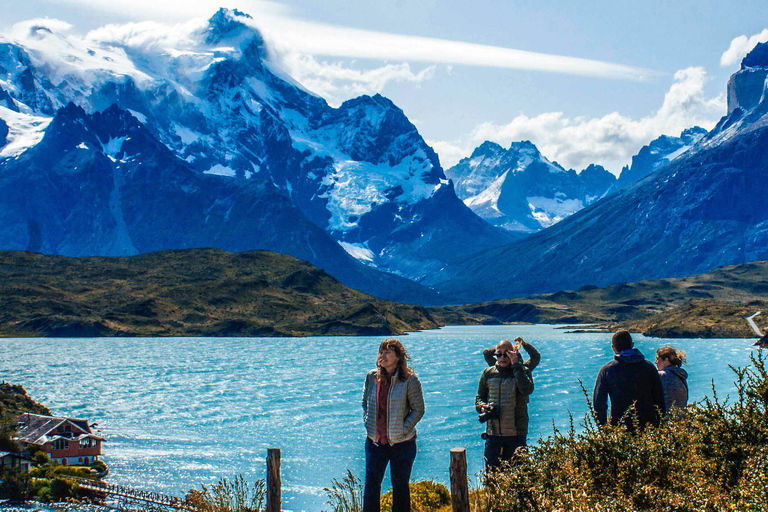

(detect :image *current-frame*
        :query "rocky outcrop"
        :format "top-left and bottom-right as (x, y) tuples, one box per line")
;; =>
(727, 42), (768, 115)
(613, 127), (707, 189)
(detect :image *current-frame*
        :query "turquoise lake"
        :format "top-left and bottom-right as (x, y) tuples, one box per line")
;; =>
(0, 325), (758, 511)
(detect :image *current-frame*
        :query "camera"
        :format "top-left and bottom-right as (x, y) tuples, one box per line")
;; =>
(478, 404), (500, 423)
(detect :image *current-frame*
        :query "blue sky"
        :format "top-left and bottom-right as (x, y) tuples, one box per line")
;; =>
(3, 0), (767, 172)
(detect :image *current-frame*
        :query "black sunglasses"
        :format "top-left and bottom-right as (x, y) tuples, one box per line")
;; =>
(494, 351), (509, 358)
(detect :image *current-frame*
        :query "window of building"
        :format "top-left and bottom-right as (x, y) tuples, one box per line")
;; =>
(52, 439), (69, 451)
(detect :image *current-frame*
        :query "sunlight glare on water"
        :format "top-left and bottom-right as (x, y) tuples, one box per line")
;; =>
(0, 325), (756, 511)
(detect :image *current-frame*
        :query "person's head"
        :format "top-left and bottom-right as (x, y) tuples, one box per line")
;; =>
(611, 330), (633, 353)
(656, 346), (686, 370)
(377, 338), (412, 381)
(494, 339), (521, 367)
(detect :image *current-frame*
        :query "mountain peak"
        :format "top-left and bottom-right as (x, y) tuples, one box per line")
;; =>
(205, 8), (263, 50)
(470, 141), (504, 158)
(741, 41), (768, 70)
(509, 140), (542, 158)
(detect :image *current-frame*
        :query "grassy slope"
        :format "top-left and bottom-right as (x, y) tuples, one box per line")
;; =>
(0, 383), (51, 421)
(433, 260), (768, 338)
(0, 249), (440, 337)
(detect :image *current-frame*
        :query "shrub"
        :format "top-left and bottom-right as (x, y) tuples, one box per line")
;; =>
(478, 349), (768, 511)
(0, 467), (32, 501)
(380, 480), (451, 512)
(323, 473), (450, 512)
(91, 459), (107, 472)
(34, 451), (50, 466)
(186, 475), (266, 512)
(49, 477), (78, 500)
(324, 470), (363, 512)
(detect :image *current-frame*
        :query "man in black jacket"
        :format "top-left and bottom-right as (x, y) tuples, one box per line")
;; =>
(593, 330), (666, 431)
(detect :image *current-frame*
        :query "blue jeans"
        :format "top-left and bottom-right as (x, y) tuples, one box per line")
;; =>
(363, 437), (417, 512)
(483, 434), (526, 468)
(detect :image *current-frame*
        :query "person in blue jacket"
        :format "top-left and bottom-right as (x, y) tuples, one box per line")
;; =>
(593, 330), (666, 431)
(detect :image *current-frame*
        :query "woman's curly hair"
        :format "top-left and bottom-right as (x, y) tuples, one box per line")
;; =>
(377, 338), (414, 382)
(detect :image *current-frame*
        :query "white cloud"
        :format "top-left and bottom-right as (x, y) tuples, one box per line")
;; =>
(721, 29), (768, 67)
(275, 53), (435, 107)
(258, 18), (655, 82)
(85, 19), (206, 52)
(43, 0), (289, 23)
(434, 67), (726, 173)
(31, 0), (655, 82)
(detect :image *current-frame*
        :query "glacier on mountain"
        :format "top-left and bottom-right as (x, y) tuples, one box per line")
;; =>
(0, 8), (512, 296)
(446, 140), (615, 233)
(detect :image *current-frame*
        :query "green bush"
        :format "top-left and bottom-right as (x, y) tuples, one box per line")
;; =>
(0, 467), (32, 501)
(91, 459), (107, 472)
(380, 480), (451, 512)
(50, 477), (79, 500)
(323, 473), (450, 512)
(34, 451), (50, 466)
(478, 349), (768, 511)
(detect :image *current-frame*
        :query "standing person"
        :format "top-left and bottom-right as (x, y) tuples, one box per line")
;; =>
(362, 339), (425, 512)
(483, 337), (540, 445)
(593, 330), (666, 431)
(476, 339), (534, 468)
(656, 346), (689, 414)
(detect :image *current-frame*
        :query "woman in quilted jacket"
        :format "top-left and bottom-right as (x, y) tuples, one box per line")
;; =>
(362, 339), (425, 512)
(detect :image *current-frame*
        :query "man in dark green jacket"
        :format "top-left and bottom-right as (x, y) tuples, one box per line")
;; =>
(483, 337), (540, 444)
(476, 338), (535, 468)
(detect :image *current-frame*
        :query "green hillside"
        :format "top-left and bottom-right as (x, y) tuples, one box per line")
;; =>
(434, 260), (768, 338)
(0, 249), (440, 337)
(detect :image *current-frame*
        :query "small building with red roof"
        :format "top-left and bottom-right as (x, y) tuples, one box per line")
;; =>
(14, 413), (104, 465)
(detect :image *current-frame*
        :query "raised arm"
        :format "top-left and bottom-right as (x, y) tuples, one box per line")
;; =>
(483, 348), (496, 367)
(518, 339), (541, 371)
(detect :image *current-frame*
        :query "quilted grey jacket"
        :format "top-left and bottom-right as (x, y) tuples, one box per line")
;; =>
(362, 369), (425, 444)
(475, 363), (534, 436)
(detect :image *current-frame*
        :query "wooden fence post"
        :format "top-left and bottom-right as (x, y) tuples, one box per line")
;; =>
(450, 448), (469, 512)
(266, 448), (281, 512)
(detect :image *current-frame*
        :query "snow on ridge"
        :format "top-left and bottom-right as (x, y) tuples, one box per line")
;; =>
(464, 170), (508, 213)
(339, 241), (375, 262)
(203, 164), (236, 177)
(0, 105), (51, 158)
(665, 144), (691, 162)
(101, 136), (127, 158)
(527, 196), (584, 228)
(127, 109), (147, 124)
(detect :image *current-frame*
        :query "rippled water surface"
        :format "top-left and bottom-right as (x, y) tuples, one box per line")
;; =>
(0, 326), (757, 510)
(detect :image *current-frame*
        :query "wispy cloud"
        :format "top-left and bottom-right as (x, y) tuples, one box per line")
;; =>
(721, 28), (768, 67)
(275, 54), (436, 107)
(433, 67), (726, 172)
(258, 19), (656, 82)
(35, 0), (656, 82)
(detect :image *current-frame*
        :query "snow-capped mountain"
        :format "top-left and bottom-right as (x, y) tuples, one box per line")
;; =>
(433, 44), (768, 303)
(0, 9), (513, 294)
(612, 127), (708, 190)
(0, 102), (441, 304)
(445, 140), (615, 232)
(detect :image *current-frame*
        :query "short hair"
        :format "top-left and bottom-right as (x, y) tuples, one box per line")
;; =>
(611, 330), (633, 352)
(656, 346), (686, 367)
